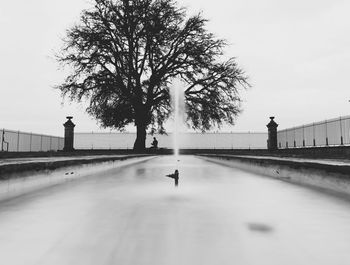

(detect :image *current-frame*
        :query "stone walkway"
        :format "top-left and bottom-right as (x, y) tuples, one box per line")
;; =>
(229, 155), (350, 167)
(0, 154), (139, 166)
(0, 154), (152, 175)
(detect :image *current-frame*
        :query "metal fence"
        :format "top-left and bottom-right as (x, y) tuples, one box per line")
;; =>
(74, 132), (268, 150)
(1, 129), (64, 152)
(277, 116), (350, 149)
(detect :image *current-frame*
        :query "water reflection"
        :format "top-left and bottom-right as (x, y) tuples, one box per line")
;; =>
(247, 222), (274, 233)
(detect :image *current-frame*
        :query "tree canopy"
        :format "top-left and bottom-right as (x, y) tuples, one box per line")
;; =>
(57, 0), (248, 150)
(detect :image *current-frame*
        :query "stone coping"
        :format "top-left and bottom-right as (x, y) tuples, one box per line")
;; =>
(0, 154), (153, 177)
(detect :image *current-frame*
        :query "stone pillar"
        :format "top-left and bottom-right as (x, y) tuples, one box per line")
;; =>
(267, 117), (278, 151)
(63, 116), (75, 152)
(1, 129), (4, 152)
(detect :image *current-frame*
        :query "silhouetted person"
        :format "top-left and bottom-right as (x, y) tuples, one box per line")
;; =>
(151, 137), (158, 149)
(166, 169), (179, 187)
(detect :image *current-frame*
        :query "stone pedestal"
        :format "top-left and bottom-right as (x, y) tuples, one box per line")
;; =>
(63, 116), (75, 152)
(267, 117), (278, 151)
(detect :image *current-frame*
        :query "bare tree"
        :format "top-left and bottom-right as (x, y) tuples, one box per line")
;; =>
(57, 0), (248, 151)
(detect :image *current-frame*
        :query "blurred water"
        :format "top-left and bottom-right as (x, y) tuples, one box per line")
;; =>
(1, 155), (350, 265)
(171, 80), (184, 158)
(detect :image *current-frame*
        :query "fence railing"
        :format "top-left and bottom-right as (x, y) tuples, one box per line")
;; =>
(74, 132), (268, 150)
(1, 129), (64, 152)
(277, 116), (350, 149)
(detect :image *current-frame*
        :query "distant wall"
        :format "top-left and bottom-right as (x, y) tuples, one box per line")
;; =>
(1, 129), (64, 152)
(74, 132), (268, 150)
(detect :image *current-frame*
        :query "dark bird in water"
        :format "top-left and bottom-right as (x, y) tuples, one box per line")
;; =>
(166, 170), (179, 187)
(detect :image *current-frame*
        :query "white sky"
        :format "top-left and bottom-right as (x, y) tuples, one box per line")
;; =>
(0, 0), (349, 136)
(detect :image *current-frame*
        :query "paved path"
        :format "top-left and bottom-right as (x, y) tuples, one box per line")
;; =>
(0, 154), (151, 175)
(0, 154), (142, 166)
(225, 154), (350, 166)
(2, 153), (350, 167)
(1, 155), (350, 265)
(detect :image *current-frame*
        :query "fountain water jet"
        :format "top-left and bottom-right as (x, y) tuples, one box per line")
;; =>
(173, 82), (180, 159)
(165, 82), (183, 187)
(172, 80), (185, 161)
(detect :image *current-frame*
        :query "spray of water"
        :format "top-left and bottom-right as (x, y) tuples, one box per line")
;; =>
(173, 83), (180, 159)
(168, 80), (183, 184)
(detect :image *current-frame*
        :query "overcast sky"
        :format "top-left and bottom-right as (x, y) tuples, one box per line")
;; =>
(1, 0), (349, 136)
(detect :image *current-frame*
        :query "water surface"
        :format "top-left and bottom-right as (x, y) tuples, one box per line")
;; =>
(1, 156), (350, 265)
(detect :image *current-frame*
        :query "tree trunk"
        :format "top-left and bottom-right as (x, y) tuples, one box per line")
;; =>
(133, 123), (147, 151)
